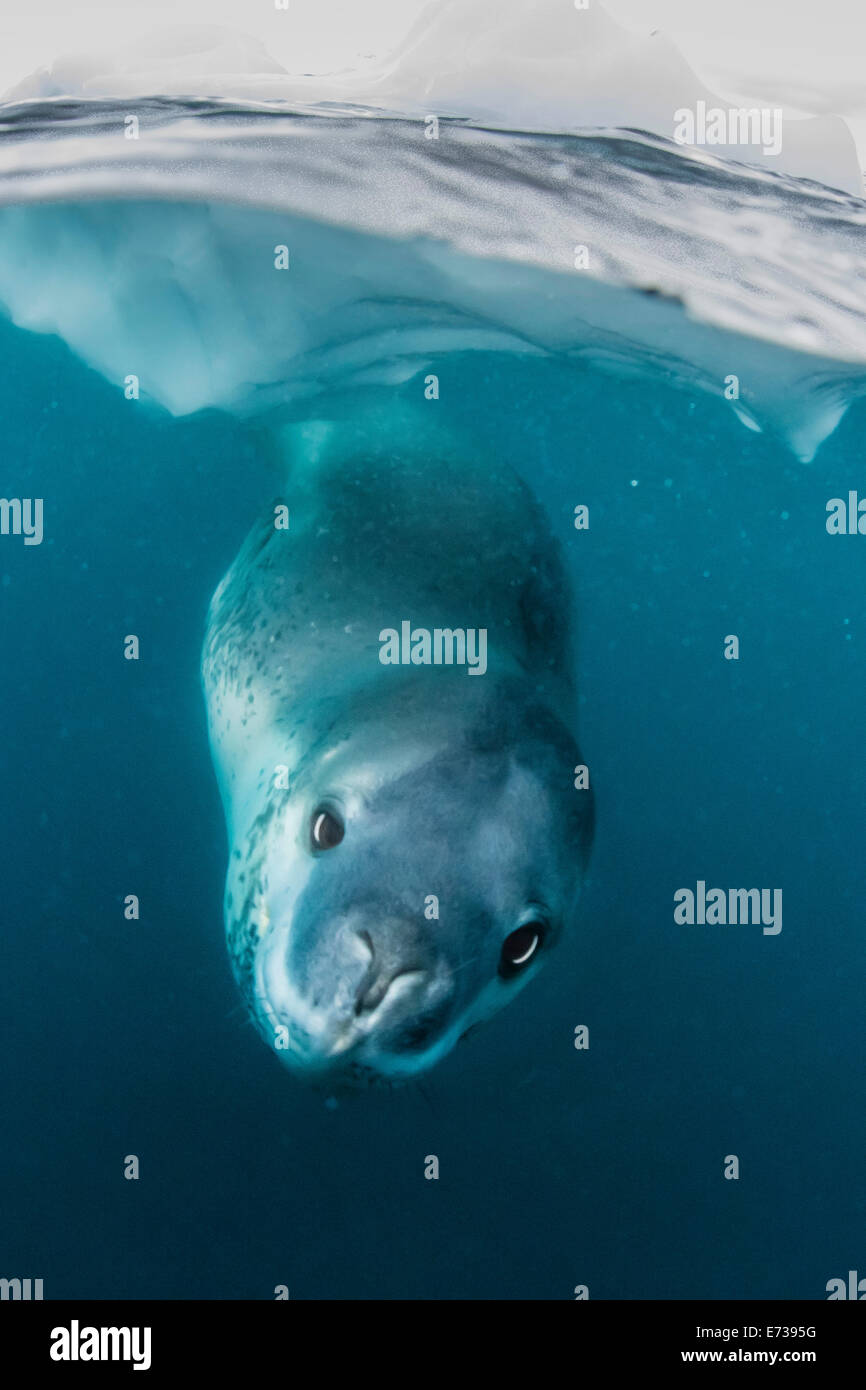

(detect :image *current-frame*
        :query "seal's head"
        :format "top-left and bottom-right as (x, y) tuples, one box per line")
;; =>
(228, 680), (593, 1085)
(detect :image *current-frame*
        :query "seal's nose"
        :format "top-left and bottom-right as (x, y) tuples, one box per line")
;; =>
(349, 927), (453, 1056)
(352, 929), (427, 1016)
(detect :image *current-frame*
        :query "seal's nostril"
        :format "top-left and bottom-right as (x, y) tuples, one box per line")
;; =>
(354, 972), (381, 1015)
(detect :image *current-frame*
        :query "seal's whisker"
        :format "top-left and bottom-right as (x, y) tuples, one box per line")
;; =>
(450, 952), (484, 978)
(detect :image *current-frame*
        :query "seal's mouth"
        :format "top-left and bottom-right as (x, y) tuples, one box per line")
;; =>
(328, 970), (429, 1055)
(252, 937), (461, 1083)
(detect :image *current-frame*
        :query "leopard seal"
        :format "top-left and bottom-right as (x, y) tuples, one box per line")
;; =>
(202, 415), (593, 1084)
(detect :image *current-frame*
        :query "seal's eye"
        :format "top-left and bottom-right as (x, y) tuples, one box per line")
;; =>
(311, 807), (344, 851)
(499, 923), (545, 979)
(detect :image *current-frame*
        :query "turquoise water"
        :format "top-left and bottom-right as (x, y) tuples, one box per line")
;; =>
(1, 287), (863, 1297)
(0, 84), (864, 1298)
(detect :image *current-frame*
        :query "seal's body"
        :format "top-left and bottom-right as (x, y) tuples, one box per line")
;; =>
(202, 425), (593, 1084)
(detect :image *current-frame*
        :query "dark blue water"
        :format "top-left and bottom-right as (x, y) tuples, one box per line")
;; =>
(1, 289), (863, 1299)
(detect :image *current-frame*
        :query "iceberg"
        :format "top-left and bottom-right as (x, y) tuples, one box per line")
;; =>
(0, 0), (863, 460)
